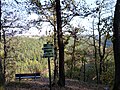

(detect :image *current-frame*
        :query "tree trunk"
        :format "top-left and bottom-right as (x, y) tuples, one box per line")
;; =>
(83, 60), (86, 82)
(70, 33), (76, 78)
(0, 30), (4, 86)
(113, 0), (120, 89)
(55, 0), (65, 87)
(3, 29), (7, 84)
(53, 16), (58, 86)
(97, 8), (107, 84)
(92, 19), (99, 84)
(97, 10), (103, 84)
(0, 57), (4, 87)
(0, 1), (5, 86)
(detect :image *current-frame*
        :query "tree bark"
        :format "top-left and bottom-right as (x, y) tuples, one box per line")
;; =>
(113, 0), (120, 89)
(53, 15), (58, 86)
(70, 32), (76, 78)
(3, 29), (7, 84)
(55, 0), (65, 87)
(0, 29), (4, 86)
(97, 6), (108, 84)
(97, 9), (103, 84)
(0, 0), (5, 86)
(83, 59), (86, 82)
(0, 55), (4, 87)
(92, 19), (99, 84)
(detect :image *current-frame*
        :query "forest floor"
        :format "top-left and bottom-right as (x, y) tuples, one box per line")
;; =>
(5, 77), (105, 90)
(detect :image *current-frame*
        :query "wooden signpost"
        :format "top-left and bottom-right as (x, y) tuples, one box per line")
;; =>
(42, 42), (54, 90)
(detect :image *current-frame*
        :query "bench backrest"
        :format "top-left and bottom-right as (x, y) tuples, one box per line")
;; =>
(15, 73), (40, 77)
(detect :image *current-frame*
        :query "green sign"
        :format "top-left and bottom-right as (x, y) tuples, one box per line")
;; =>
(42, 43), (54, 58)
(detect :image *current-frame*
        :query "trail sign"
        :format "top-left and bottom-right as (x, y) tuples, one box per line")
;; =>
(42, 42), (54, 90)
(42, 42), (54, 58)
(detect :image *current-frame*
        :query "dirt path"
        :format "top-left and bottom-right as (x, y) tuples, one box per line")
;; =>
(5, 78), (104, 90)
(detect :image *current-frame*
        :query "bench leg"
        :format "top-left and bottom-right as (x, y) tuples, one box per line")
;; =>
(19, 77), (21, 81)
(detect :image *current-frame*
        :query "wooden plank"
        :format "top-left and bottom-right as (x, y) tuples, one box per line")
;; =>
(15, 73), (40, 81)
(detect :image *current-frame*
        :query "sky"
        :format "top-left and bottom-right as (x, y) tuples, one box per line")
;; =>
(2, 0), (116, 36)
(27, 0), (116, 36)
(27, 0), (97, 36)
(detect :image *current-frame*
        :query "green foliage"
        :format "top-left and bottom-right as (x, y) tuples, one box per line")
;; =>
(1, 32), (114, 86)
(1, 36), (54, 81)
(65, 66), (80, 79)
(101, 62), (115, 86)
(15, 36), (48, 73)
(64, 33), (114, 86)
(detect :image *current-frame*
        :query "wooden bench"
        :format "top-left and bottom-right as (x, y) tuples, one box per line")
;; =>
(15, 73), (40, 81)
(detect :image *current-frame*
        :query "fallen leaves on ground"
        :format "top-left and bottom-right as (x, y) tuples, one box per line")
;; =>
(5, 77), (104, 90)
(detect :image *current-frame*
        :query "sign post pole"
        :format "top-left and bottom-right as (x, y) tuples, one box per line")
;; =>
(48, 57), (52, 90)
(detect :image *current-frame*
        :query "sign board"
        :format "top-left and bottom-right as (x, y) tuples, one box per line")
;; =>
(42, 42), (53, 90)
(42, 43), (54, 58)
